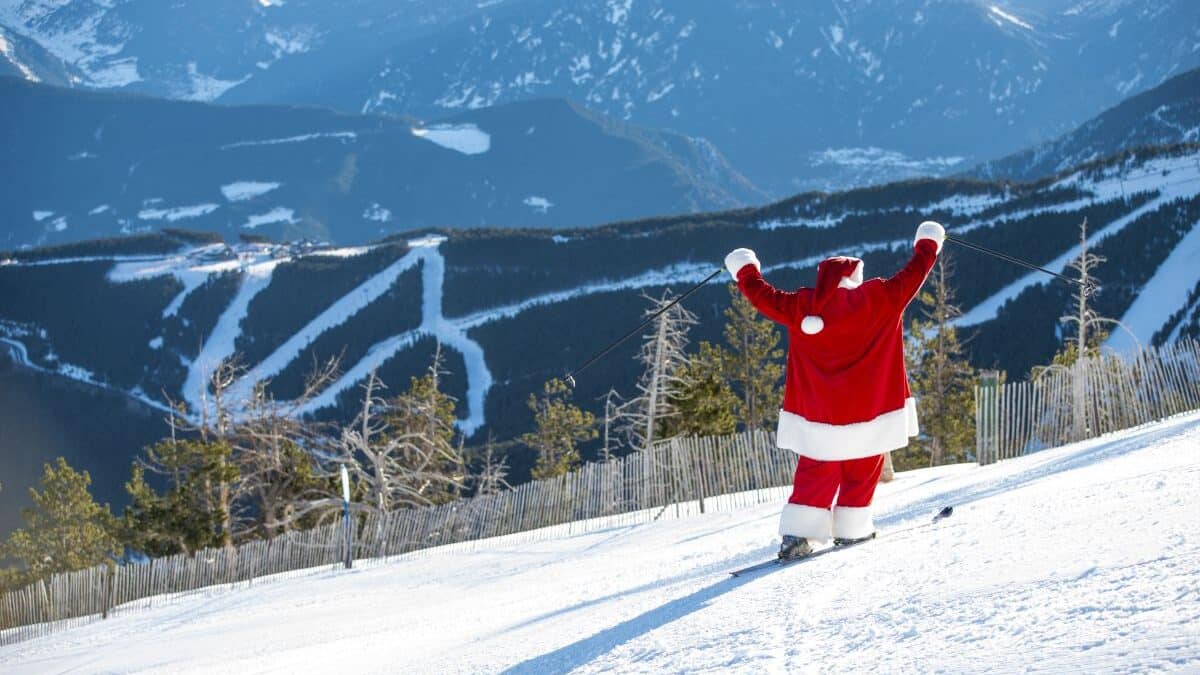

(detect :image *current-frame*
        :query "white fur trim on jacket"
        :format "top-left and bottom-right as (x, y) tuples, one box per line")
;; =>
(776, 398), (919, 461)
(833, 506), (875, 540)
(724, 248), (761, 281)
(915, 221), (945, 253)
(779, 503), (832, 543)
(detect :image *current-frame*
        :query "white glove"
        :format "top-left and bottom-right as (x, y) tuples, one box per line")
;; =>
(724, 248), (760, 280)
(915, 221), (945, 253)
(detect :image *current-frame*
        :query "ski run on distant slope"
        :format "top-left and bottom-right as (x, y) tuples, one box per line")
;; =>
(957, 154), (1200, 327)
(5, 150), (1200, 430)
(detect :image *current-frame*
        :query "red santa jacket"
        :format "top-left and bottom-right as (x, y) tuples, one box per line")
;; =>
(726, 223), (943, 461)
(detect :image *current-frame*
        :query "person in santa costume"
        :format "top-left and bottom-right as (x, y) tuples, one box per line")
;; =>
(724, 221), (945, 560)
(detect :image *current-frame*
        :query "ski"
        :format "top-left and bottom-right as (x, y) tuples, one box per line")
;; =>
(728, 505), (953, 578)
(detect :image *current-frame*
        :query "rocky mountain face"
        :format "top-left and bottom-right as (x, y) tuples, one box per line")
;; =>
(1, 78), (762, 249)
(3, 0), (1198, 192)
(967, 66), (1200, 182)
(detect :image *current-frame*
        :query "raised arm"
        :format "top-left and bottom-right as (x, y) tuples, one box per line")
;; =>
(725, 248), (800, 326)
(883, 221), (945, 311)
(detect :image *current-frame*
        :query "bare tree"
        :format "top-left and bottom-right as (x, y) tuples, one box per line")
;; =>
(333, 350), (466, 515)
(598, 387), (632, 462)
(623, 291), (697, 451)
(231, 356), (342, 538)
(474, 433), (512, 497)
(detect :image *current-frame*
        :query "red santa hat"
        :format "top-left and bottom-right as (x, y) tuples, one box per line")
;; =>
(800, 256), (863, 335)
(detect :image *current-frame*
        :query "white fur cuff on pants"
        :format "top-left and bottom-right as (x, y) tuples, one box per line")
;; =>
(833, 506), (875, 540)
(779, 504), (831, 543)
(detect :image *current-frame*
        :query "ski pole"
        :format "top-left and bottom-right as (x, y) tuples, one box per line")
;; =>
(945, 235), (1086, 287)
(565, 267), (724, 387)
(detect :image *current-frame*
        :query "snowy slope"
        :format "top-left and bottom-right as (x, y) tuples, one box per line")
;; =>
(957, 152), (1200, 327)
(4, 412), (1199, 673)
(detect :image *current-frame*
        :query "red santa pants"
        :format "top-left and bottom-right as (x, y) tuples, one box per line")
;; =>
(778, 454), (883, 542)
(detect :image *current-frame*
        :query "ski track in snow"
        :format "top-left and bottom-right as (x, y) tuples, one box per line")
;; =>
(294, 239), (494, 435)
(183, 256), (286, 419)
(3, 412), (1199, 673)
(957, 155), (1200, 327)
(1109, 216), (1200, 352)
(227, 248), (426, 407)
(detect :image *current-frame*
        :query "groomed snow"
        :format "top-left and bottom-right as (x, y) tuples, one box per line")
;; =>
(4, 412), (1198, 673)
(1108, 216), (1200, 352)
(182, 254), (284, 418)
(411, 123), (491, 155)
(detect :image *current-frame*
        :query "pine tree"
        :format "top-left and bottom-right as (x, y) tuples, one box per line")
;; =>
(722, 284), (784, 433)
(123, 436), (237, 556)
(383, 346), (466, 505)
(901, 254), (975, 469)
(524, 378), (597, 480)
(665, 341), (739, 437)
(1, 458), (120, 586)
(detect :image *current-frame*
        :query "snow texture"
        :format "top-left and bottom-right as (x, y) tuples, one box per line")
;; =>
(0, 29), (38, 81)
(362, 203), (391, 222)
(220, 181), (281, 202)
(220, 132), (357, 150)
(411, 123), (491, 155)
(137, 203), (220, 222)
(3, 412), (1199, 672)
(242, 207), (297, 229)
(523, 195), (554, 213)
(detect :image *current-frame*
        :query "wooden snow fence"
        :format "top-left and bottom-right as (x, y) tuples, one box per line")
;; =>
(975, 339), (1200, 464)
(1, 429), (795, 645)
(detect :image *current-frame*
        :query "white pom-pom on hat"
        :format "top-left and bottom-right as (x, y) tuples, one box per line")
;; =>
(800, 315), (825, 335)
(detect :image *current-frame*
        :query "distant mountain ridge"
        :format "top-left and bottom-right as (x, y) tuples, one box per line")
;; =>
(0, 78), (763, 249)
(2, 0), (1198, 192)
(968, 67), (1200, 182)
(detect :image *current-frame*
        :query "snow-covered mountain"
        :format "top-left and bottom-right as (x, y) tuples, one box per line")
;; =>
(2, 411), (1198, 671)
(2, 0), (1197, 192)
(0, 77), (763, 248)
(3, 143), (1199, 508)
(969, 66), (1200, 181)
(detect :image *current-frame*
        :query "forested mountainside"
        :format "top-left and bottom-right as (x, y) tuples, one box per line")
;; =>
(0, 77), (761, 249)
(969, 67), (1200, 182)
(3, 0), (1198, 192)
(3, 143), (1199, 525)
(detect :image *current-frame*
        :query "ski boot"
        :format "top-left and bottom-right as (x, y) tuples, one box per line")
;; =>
(777, 535), (813, 561)
(833, 532), (877, 547)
